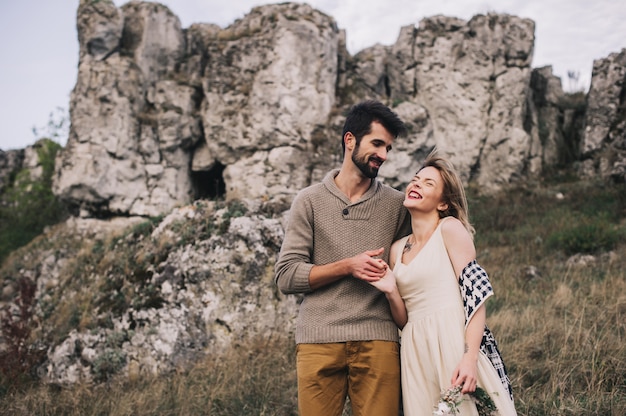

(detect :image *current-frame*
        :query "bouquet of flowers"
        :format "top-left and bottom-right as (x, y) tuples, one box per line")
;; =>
(433, 385), (498, 415)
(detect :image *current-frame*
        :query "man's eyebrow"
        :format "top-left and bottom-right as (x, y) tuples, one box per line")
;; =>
(371, 138), (392, 149)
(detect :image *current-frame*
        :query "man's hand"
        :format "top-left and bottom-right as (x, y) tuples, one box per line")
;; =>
(308, 247), (389, 290)
(350, 247), (387, 282)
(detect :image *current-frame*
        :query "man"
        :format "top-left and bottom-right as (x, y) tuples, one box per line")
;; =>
(274, 100), (411, 415)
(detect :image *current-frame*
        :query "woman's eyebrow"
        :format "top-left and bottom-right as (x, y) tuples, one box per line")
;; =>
(412, 174), (436, 183)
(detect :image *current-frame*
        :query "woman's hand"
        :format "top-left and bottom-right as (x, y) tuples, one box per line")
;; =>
(369, 267), (408, 328)
(451, 353), (478, 394)
(368, 267), (397, 294)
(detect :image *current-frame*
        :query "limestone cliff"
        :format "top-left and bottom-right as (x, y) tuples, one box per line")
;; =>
(49, 1), (624, 219)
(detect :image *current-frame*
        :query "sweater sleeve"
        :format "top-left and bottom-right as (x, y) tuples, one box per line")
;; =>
(274, 191), (315, 294)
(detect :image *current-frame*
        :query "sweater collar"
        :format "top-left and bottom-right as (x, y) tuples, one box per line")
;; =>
(323, 169), (380, 205)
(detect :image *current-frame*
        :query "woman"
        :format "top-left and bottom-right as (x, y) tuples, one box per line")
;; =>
(371, 150), (517, 415)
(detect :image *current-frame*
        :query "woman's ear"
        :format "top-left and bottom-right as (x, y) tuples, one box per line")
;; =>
(437, 201), (449, 213)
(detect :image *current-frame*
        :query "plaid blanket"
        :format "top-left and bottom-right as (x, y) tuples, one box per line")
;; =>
(459, 260), (513, 400)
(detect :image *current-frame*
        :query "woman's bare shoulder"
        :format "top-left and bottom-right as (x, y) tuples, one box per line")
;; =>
(440, 216), (467, 236)
(440, 217), (475, 268)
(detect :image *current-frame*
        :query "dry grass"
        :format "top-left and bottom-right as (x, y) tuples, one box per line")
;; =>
(1, 336), (298, 416)
(487, 252), (626, 415)
(472, 180), (626, 415)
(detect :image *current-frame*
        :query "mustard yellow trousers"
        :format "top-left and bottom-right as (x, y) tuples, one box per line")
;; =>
(296, 340), (400, 416)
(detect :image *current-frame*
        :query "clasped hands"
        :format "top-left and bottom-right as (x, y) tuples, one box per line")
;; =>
(351, 248), (397, 294)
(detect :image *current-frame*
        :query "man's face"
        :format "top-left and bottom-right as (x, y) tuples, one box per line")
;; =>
(351, 121), (394, 178)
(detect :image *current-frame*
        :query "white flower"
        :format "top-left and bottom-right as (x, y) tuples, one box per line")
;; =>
(433, 401), (453, 415)
(433, 385), (462, 415)
(433, 385), (499, 416)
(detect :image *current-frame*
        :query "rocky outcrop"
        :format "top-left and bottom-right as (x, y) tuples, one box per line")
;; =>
(363, 14), (537, 191)
(53, 1), (196, 218)
(1, 201), (292, 384)
(53, 1), (340, 218)
(54, 1), (540, 217)
(48, 1), (626, 217)
(526, 66), (585, 169)
(192, 3), (340, 205)
(0, 139), (61, 197)
(0, 149), (24, 194)
(580, 49), (626, 181)
(0, 2), (613, 218)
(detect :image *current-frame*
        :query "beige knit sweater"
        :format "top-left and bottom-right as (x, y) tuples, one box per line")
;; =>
(275, 169), (411, 344)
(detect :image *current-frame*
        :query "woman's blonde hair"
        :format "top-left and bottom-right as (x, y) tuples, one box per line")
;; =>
(420, 148), (475, 236)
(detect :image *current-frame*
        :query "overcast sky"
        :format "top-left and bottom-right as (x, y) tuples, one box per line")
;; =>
(1, 0), (624, 151)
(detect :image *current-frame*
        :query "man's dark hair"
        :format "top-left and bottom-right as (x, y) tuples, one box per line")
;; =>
(341, 100), (407, 153)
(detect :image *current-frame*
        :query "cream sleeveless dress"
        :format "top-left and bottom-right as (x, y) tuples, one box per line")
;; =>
(393, 220), (517, 415)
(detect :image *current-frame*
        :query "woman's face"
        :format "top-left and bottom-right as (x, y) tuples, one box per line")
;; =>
(403, 166), (448, 213)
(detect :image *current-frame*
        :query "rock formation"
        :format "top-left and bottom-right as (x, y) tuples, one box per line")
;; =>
(580, 49), (626, 181)
(0, 149), (24, 194)
(53, 1), (195, 218)
(48, 1), (626, 218)
(26, 204), (293, 384)
(52, 1), (539, 218)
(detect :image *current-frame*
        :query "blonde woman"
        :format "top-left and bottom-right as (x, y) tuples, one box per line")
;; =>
(371, 149), (517, 415)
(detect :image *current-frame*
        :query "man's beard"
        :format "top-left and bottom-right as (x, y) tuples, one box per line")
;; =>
(352, 146), (382, 179)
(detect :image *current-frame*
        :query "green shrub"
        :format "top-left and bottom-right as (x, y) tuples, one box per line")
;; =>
(546, 217), (622, 255)
(0, 139), (68, 264)
(92, 348), (127, 383)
